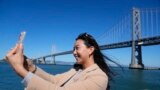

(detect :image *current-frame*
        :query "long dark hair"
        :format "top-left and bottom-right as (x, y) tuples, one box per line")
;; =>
(74, 33), (120, 90)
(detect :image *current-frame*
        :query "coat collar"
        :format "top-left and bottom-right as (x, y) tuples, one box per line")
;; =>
(58, 64), (99, 86)
(82, 64), (99, 73)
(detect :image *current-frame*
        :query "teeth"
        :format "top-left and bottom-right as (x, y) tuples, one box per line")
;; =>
(75, 55), (79, 58)
(75, 55), (78, 57)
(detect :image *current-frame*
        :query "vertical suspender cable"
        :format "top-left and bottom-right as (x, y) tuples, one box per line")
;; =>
(151, 9), (153, 37)
(113, 27), (115, 43)
(120, 20), (122, 42)
(118, 23), (120, 43)
(156, 8), (159, 35)
(146, 9), (149, 37)
(141, 10), (144, 38)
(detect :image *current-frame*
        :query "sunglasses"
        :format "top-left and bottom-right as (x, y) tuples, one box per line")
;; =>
(77, 33), (96, 47)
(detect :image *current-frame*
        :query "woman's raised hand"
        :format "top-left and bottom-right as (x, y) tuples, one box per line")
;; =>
(5, 44), (28, 78)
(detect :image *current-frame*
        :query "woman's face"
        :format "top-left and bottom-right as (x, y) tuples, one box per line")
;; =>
(73, 39), (92, 65)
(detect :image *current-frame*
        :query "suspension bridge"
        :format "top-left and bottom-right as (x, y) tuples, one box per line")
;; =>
(21, 7), (160, 69)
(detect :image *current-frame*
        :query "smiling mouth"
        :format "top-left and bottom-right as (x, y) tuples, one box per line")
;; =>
(74, 55), (80, 60)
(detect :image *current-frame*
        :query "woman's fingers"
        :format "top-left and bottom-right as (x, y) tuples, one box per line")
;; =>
(6, 44), (18, 59)
(5, 44), (24, 61)
(17, 44), (23, 56)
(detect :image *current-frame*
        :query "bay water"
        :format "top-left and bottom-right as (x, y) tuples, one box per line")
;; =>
(0, 63), (160, 90)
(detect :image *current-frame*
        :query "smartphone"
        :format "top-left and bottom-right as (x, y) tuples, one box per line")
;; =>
(17, 32), (29, 69)
(17, 31), (26, 44)
(3, 31), (26, 60)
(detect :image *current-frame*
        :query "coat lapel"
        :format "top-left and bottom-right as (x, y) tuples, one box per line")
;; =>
(58, 69), (77, 86)
(71, 64), (99, 82)
(58, 64), (99, 86)
(79, 64), (98, 78)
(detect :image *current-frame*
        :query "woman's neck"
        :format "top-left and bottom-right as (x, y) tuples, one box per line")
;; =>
(82, 58), (95, 69)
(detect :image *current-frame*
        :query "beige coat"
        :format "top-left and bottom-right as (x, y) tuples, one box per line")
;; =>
(26, 64), (108, 90)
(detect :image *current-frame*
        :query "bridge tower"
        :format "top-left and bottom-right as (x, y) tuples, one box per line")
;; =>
(36, 59), (39, 64)
(40, 57), (46, 64)
(129, 8), (144, 69)
(52, 56), (56, 65)
(51, 45), (56, 64)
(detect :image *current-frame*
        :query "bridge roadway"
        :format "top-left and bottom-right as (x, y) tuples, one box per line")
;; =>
(35, 36), (160, 60)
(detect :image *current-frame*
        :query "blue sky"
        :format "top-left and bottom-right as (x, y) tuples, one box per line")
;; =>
(0, 0), (160, 67)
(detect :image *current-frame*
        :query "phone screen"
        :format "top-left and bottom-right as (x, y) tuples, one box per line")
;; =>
(17, 31), (26, 44)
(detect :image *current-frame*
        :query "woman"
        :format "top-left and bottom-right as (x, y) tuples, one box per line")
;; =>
(6, 33), (114, 90)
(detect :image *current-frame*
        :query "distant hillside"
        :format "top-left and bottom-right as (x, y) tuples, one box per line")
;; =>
(34, 60), (75, 65)
(55, 61), (75, 65)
